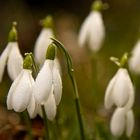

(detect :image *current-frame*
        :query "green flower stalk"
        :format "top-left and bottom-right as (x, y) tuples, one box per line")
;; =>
(51, 38), (86, 140)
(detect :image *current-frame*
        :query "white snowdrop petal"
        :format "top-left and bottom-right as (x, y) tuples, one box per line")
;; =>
(7, 42), (23, 81)
(78, 13), (92, 47)
(7, 70), (24, 110)
(44, 88), (56, 121)
(124, 75), (135, 110)
(34, 60), (53, 105)
(88, 11), (105, 52)
(27, 77), (38, 118)
(129, 40), (140, 74)
(27, 95), (38, 119)
(112, 69), (130, 107)
(0, 43), (11, 82)
(54, 58), (61, 74)
(12, 70), (33, 112)
(53, 67), (62, 105)
(104, 73), (117, 109)
(126, 110), (134, 137)
(110, 108), (126, 137)
(34, 29), (53, 65)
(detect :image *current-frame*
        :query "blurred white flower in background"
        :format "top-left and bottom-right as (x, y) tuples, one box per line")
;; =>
(78, 0), (106, 52)
(34, 15), (61, 73)
(34, 28), (53, 65)
(129, 40), (140, 74)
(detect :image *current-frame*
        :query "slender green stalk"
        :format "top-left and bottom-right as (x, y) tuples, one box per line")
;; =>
(23, 110), (33, 140)
(41, 105), (50, 140)
(51, 38), (86, 140)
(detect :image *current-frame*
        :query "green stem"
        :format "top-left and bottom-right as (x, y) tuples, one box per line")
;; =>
(41, 105), (50, 140)
(51, 38), (86, 140)
(23, 110), (33, 140)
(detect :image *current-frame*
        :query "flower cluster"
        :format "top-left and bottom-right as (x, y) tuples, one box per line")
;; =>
(5, 23), (62, 121)
(104, 64), (135, 137)
(7, 44), (62, 121)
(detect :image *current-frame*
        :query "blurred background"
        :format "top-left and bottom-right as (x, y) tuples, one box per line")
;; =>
(0, 0), (140, 139)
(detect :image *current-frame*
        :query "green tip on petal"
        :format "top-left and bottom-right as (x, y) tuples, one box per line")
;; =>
(8, 22), (18, 42)
(40, 15), (53, 29)
(91, 0), (109, 11)
(23, 53), (33, 70)
(46, 43), (56, 60)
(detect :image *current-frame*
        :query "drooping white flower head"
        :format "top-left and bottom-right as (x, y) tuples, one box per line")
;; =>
(78, 1), (105, 52)
(129, 40), (140, 74)
(0, 23), (23, 82)
(104, 68), (134, 110)
(110, 107), (134, 137)
(7, 69), (34, 112)
(34, 43), (62, 120)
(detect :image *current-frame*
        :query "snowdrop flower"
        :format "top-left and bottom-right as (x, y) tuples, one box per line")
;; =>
(0, 23), (23, 82)
(110, 107), (134, 137)
(34, 43), (62, 120)
(7, 54), (34, 113)
(34, 15), (54, 65)
(78, 0), (106, 52)
(104, 68), (134, 110)
(129, 39), (140, 74)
